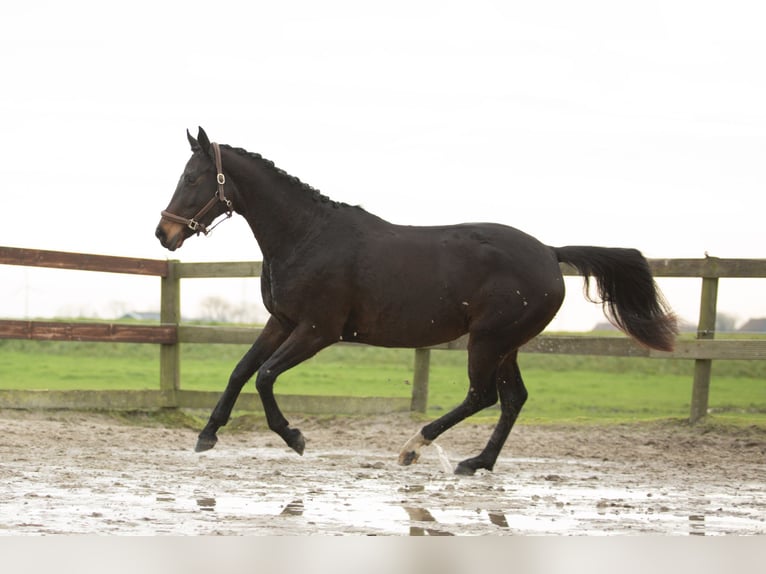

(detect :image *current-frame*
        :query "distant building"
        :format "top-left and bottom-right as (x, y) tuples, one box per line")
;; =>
(120, 311), (161, 321)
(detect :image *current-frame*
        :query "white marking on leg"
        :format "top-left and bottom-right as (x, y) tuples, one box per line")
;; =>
(398, 431), (431, 465)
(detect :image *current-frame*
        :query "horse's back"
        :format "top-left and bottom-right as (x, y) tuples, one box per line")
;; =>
(360, 221), (561, 287)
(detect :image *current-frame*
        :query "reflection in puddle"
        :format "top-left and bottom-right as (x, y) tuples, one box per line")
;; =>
(51, 480), (758, 535)
(6, 450), (764, 535)
(196, 497), (216, 512)
(409, 525), (454, 536)
(402, 505), (511, 536)
(488, 511), (509, 528)
(404, 506), (437, 522)
(404, 507), (454, 536)
(689, 514), (706, 536)
(280, 499), (305, 517)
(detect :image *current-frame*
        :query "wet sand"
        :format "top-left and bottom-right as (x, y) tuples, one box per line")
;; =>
(1, 410), (764, 535)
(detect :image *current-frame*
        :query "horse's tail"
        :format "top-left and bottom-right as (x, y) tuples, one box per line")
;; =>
(554, 246), (678, 352)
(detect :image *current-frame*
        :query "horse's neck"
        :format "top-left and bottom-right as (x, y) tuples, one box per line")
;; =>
(228, 152), (332, 260)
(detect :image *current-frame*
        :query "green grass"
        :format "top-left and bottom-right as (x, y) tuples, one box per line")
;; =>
(0, 341), (160, 390)
(1, 337), (764, 426)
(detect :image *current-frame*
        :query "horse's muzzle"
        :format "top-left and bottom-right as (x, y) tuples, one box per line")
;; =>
(155, 222), (185, 251)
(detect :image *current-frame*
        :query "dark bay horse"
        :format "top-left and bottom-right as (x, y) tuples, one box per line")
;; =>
(156, 127), (678, 475)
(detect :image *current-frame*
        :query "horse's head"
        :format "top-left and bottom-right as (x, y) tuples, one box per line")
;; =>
(155, 127), (233, 251)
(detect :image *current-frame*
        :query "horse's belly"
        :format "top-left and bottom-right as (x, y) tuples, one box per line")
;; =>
(344, 299), (468, 348)
(353, 327), (466, 349)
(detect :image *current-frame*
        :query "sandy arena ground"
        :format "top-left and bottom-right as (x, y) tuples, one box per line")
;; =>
(0, 409), (763, 535)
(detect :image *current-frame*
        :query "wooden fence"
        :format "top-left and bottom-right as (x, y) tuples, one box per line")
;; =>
(1, 246), (765, 421)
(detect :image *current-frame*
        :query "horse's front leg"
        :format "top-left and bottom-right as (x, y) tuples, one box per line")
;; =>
(254, 322), (335, 455)
(195, 317), (290, 452)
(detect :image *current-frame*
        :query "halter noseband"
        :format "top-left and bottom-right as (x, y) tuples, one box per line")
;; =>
(161, 142), (233, 236)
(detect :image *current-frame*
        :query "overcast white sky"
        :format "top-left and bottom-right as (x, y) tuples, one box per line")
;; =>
(1, 0), (764, 330)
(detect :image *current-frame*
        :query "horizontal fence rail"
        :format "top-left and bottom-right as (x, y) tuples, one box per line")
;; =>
(0, 246), (169, 276)
(0, 319), (177, 344)
(1, 246), (765, 420)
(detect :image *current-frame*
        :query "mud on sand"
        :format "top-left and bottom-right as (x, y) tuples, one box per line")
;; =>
(0, 409), (764, 535)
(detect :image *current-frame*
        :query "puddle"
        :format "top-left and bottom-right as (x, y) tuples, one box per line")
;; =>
(3, 451), (764, 535)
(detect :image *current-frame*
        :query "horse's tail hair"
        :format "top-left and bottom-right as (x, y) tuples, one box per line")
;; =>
(554, 246), (678, 352)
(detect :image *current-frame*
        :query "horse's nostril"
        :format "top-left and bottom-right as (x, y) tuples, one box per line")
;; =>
(155, 226), (165, 241)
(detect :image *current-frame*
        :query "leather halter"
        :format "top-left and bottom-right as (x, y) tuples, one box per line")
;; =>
(161, 142), (233, 235)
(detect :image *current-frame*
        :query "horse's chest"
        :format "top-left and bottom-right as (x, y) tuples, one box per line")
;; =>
(260, 258), (326, 314)
(260, 261), (277, 311)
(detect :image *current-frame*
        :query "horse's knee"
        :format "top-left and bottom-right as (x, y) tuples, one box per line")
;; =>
(483, 392), (500, 409)
(517, 385), (528, 407)
(470, 386), (498, 410)
(470, 388), (498, 412)
(508, 383), (528, 410)
(254, 370), (275, 395)
(498, 367), (528, 411)
(229, 363), (252, 387)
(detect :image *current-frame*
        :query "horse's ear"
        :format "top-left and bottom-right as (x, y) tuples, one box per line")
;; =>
(197, 127), (212, 156)
(187, 129), (200, 152)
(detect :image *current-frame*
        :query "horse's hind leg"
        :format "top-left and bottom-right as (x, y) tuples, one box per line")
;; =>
(399, 335), (501, 466)
(196, 317), (289, 452)
(454, 351), (527, 476)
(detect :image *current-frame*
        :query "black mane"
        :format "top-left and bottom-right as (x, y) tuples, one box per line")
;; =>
(223, 145), (359, 211)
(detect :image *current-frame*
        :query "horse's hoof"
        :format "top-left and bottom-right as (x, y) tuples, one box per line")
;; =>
(454, 458), (493, 476)
(398, 450), (420, 466)
(286, 428), (306, 455)
(454, 462), (477, 476)
(195, 434), (218, 453)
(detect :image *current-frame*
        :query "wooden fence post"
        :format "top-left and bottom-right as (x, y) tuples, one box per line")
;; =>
(411, 348), (430, 413)
(690, 272), (719, 423)
(160, 260), (181, 405)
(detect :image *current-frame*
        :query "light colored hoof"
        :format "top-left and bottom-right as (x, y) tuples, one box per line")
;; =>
(398, 431), (430, 466)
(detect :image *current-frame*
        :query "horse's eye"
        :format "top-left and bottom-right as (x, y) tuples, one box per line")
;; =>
(185, 174), (196, 184)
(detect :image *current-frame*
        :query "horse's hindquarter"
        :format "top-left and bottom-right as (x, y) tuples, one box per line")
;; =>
(349, 222), (564, 348)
